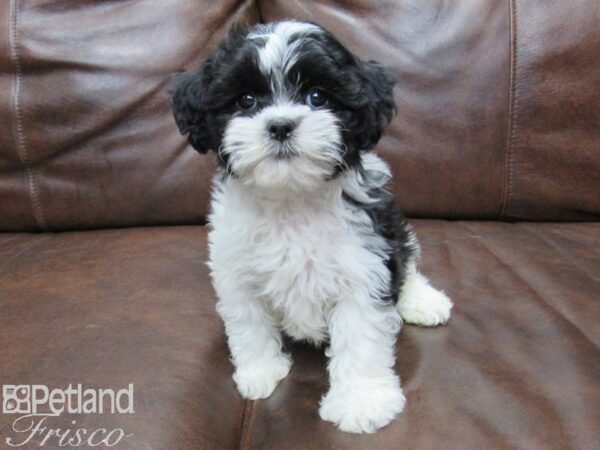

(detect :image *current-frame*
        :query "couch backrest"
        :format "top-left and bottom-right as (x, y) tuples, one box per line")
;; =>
(1, 0), (598, 231)
(0, 0), (257, 231)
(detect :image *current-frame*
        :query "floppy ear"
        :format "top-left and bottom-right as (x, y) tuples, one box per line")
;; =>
(354, 60), (397, 150)
(170, 68), (212, 154)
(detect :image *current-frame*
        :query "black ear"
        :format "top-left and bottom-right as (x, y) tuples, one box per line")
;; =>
(170, 68), (211, 154)
(354, 60), (396, 150)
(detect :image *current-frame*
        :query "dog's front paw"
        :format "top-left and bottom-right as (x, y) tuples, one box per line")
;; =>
(233, 353), (292, 400)
(319, 377), (406, 433)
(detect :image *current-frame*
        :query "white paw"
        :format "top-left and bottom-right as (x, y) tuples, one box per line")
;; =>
(398, 272), (453, 327)
(233, 353), (292, 400)
(319, 377), (406, 433)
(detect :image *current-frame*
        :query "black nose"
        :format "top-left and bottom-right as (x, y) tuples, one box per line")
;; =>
(268, 119), (296, 142)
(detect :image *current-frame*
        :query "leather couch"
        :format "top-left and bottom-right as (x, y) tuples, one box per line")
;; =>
(1, 1), (598, 448)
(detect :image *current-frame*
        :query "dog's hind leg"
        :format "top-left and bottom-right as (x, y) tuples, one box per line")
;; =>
(396, 262), (453, 327)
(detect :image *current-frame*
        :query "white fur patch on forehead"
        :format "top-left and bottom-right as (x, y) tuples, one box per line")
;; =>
(248, 21), (322, 90)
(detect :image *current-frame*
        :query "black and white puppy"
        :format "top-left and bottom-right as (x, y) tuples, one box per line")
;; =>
(171, 21), (452, 434)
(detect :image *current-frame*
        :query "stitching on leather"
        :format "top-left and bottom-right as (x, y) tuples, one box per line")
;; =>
(238, 400), (256, 450)
(10, 0), (47, 230)
(500, 0), (518, 220)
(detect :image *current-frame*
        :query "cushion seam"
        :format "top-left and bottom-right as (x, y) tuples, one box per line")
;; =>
(500, 0), (518, 220)
(238, 399), (255, 450)
(9, 0), (47, 231)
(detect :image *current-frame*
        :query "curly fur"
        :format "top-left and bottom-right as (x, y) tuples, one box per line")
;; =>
(171, 20), (452, 434)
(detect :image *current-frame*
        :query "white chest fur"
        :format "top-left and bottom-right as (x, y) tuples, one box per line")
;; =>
(208, 176), (390, 344)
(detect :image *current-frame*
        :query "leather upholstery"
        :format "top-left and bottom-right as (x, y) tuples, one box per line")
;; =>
(500, 0), (600, 221)
(0, 227), (246, 449)
(1, 0), (598, 231)
(0, 0), (258, 231)
(260, 0), (600, 221)
(261, 0), (512, 221)
(1, 1), (599, 448)
(1, 222), (598, 449)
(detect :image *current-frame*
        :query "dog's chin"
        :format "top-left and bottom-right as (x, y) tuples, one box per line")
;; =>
(234, 155), (335, 194)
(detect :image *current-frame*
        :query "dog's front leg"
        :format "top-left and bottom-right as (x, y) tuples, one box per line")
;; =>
(217, 295), (291, 400)
(319, 296), (405, 433)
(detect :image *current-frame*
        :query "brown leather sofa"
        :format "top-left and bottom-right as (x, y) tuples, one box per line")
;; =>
(1, 1), (599, 449)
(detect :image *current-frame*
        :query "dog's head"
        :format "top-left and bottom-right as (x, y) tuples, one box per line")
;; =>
(171, 21), (395, 192)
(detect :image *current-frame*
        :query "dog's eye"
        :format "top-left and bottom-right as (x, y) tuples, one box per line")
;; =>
(306, 88), (327, 108)
(237, 93), (257, 110)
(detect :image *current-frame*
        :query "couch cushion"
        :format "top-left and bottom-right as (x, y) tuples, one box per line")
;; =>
(1, 221), (598, 448)
(0, 227), (245, 449)
(246, 220), (600, 449)
(0, 0), (258, 231)
(260, 0), (600, 221)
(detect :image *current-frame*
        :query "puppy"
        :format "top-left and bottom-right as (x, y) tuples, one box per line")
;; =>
(171, 21), (452, 433)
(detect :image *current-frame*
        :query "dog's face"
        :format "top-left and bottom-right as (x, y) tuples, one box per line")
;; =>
(171, 21), (395, 192)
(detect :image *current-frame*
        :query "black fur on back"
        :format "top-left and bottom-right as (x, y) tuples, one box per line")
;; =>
(343, 164), (418, 304)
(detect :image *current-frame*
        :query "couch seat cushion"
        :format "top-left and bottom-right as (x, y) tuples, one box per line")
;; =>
(1, 221), (598, 449)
